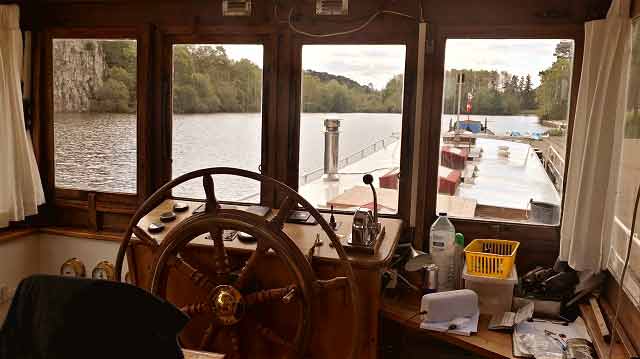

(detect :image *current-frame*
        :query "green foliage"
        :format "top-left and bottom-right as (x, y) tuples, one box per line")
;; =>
(90, 40), (137, 113)
(536, 41), (573, 122)
(302, 71), (403, 113)
(91, 78), (131, 113)
(171, 45), (262, 114)
(442, 69), (536, 116)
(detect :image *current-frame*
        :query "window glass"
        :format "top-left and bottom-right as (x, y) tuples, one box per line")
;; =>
(53, 39), (137, 194)
(436, 39), (574, 225)
(171, 44), (263, 202)
(298, 45), (406, 214)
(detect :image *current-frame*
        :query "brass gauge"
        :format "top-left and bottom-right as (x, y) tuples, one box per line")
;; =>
(60, 258), (86, 278)
(91, 261), (115, 281)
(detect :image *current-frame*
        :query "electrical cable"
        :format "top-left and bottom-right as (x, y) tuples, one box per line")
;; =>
(607, 183), (640, 359)
(287, 6), (419, 39)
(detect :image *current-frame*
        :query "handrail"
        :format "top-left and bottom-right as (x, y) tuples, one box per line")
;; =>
(299, 133), (400, 186)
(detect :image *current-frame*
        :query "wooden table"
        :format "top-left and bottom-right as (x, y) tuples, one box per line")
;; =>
(129, 199), (404, 359)
(381, 294), (515, 358)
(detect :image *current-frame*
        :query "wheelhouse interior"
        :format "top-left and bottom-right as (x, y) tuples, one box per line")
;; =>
(1, 0), (640, 358)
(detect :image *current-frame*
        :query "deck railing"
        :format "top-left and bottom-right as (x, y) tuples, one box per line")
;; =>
(544, 145), (565, 192)
(299, 133), (400, 186)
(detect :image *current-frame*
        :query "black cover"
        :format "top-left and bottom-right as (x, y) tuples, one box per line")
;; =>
(0, 275), (189, 359)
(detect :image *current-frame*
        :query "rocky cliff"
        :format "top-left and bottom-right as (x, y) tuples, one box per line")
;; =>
(53, 40), (105, 113)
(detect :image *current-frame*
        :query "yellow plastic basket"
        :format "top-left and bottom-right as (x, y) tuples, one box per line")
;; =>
(464, 239), (520, 279)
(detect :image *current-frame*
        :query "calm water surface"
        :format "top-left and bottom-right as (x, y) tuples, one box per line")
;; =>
(54, 113), (549, 200)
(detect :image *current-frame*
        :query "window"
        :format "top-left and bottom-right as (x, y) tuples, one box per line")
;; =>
(171, 44), (263, 202)
(436, 39), (575, 225)
(53, 39), (138, 194)
(298, 45), (406, 214)
(609, 21), (640, 304)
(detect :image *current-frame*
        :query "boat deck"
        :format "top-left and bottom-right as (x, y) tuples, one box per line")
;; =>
(299, 136), (560, 219)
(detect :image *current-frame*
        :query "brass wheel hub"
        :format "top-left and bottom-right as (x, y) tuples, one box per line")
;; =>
(210, 285), (245, 325)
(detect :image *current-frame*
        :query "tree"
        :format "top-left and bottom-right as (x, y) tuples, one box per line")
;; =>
(554, 41), (574, 60)
(91, 79), (131, 113)
(536, 42), (573, 122)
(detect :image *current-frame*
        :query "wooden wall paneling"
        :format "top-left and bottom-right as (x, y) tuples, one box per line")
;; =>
(397, 29), (419, 222)
(42, 30), (55, 204)
(416, 23), (446, 251)
(87, 192), (98, 232)
(285, 32), (301, 194)
(137, 24), (153, 201)
(261, 33), (280, 207)
(150, 25), (167, 193)
(604, 274), (640, 355)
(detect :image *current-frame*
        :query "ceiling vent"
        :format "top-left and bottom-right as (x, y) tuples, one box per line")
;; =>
(316, 0), (349, 16)
(222, 0), (252, 16)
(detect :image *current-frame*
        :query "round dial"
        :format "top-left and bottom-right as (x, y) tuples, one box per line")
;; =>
(60, 258), (86, 278)
(92, 261), (115, 281)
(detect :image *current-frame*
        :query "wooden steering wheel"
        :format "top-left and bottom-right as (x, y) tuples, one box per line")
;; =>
(115, 168), (360, 358)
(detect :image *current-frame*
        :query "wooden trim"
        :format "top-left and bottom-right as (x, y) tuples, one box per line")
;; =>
(579, 302), (629, 359)
(415, 23), (584, 250)
(0, 229), (39, 244)
(40, 227), (123, 242)
(603, 272), (640, 356)
(633, 0), (640, 18)
(87, 192), (98, 232)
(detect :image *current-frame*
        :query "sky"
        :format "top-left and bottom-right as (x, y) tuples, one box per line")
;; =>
(213, 39), (572, 89)
(444, 39), (572, 87)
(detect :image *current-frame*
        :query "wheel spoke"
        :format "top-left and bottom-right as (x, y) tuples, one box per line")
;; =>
(132, 225), (158, 247)
(269, 195), (296, 230)
(235, 248), (264, 290)
(245, 285), (297, 305)
(199, 324), (218, 351)
(228, 326), (241, 358)
(167, 255), (218, 295)
(209, 228), (231, 281)
(256, 322), (294, 349)
(180, 302), (212, 318)
(203, 174), (221, 213)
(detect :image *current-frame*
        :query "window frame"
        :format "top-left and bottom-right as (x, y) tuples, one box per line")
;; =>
(160, 33), (276, 207)
(288, 34), (419, 220)
(415, 24), (584, 251)
(42, 27), (152, 216)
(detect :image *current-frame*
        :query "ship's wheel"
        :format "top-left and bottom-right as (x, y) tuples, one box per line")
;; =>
(115, 168), (360, 358)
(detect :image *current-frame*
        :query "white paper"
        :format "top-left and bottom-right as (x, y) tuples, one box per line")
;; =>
(420, 311), (480, 336)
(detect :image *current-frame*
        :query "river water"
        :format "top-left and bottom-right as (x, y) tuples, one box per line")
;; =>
(54, 113), (549, 200)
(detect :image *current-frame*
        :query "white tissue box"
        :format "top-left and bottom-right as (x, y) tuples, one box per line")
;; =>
(420, 289), (479, 323)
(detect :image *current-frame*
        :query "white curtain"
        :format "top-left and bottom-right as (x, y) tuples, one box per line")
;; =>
(559, 0), (632, 271)
(0, 5), (45, 228)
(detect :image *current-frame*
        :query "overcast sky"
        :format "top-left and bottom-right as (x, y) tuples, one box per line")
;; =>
(445, 39), (571, 87)
(218, 39), (572, 89)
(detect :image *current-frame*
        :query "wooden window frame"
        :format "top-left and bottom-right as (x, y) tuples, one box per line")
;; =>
(159, 32), (277, 207)
(42, 27), (152, 219)
(287, 32), (419, 221)
(414, 24), (585, 259)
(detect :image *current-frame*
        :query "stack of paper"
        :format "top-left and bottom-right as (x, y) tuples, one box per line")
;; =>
(420, 311), (480, 337)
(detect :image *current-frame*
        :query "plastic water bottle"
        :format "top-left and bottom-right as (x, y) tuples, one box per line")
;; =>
(430, 212), (456, 291)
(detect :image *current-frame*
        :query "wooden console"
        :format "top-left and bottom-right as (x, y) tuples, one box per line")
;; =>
(126, 199), (403, 359)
